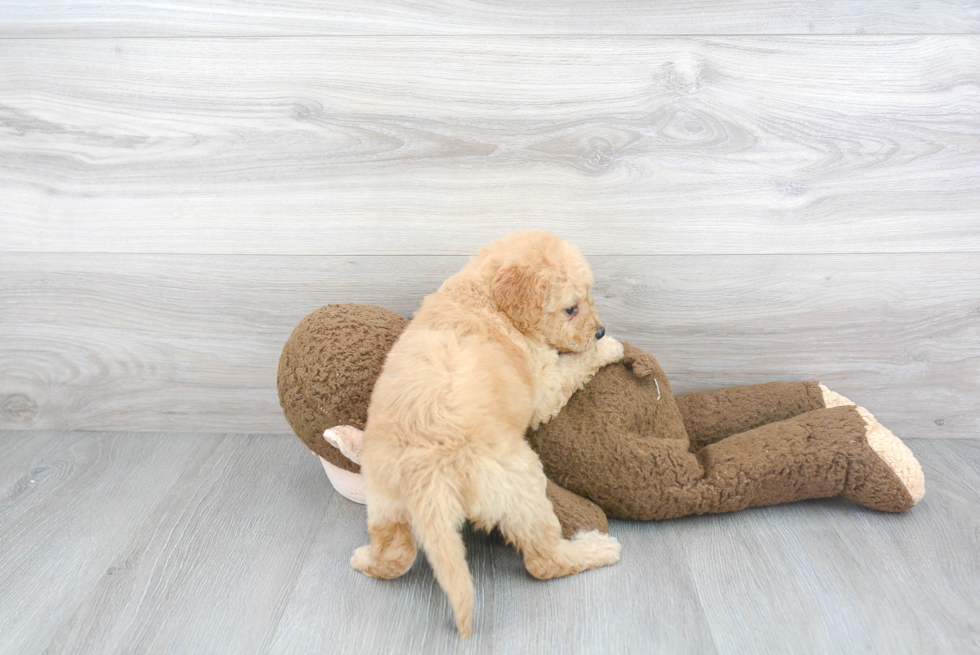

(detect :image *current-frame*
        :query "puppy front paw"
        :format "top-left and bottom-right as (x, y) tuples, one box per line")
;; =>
(595, 336), (625, 367)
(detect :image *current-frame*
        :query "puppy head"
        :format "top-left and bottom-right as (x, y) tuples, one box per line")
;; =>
(486, 231), (604, 353)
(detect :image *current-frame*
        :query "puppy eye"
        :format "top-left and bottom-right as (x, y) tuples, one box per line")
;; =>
(564, 305), (579, 317)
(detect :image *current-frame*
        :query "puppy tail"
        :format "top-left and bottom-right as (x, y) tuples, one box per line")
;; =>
(405, 476), (474, 640)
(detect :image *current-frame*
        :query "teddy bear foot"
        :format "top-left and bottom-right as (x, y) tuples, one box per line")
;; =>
(323, 425), (363, 463)
(843, 407), (925, 512)
(321, 426), (367, 504)
(817, 385), (924, 511)
(319, 457), (367, 504)
(819, 383), (856, 408)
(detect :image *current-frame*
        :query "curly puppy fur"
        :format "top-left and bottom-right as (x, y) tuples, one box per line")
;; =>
(353, 231), (624, 639)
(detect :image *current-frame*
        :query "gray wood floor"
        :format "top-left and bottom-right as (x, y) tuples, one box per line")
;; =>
(2, 430), (977, 654)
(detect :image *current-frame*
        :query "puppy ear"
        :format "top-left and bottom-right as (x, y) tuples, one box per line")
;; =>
(490, 265), (546, 332)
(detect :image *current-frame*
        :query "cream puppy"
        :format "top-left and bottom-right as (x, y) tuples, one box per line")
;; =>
(352, 231), (624, 638)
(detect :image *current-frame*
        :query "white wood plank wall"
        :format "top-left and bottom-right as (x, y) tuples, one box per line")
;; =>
(1, 3), (978, 439)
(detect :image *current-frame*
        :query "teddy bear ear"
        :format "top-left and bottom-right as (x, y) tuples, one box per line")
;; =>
(490, 265), (547, 332)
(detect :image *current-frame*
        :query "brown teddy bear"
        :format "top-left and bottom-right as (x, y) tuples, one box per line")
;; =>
(278, 304), (924, 537)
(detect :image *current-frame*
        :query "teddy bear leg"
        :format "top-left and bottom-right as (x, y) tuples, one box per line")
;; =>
(319, 456), (367, 504)
(321, 426), (367, 503)
(677, 381), (832, 451)
(844, 406), (925, 510)
(688, 405), (924, 514)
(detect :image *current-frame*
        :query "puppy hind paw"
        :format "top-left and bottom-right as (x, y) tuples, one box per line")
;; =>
(350, 545), (373, 574)
(350, 543), (416, 579)
(529, 531), (622, 578)
(568, 530), (622, 569)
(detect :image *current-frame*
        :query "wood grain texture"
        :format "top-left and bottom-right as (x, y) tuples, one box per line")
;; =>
(675, 456), (980, 654)
(1, 4), (976, 651)
(1, 1), (978, 37)
(0, 430), (62, 496)
(2, 252), (977, 438)
(0, 431), (222, 654)
(1, 432), (977, 653)
(2, 36), (978, 255)
(40, 434), (326, 655)
(270, 474), (718, 655)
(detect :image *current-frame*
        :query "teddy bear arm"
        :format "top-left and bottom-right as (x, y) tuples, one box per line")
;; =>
(676, 381), (829, 451)
(621, 341), (658, 378)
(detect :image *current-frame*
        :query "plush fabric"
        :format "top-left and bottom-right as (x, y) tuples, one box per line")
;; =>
(546, 480), (609, 538)
(677, 381), (827, 451)
(278, 304), (407, 473)
(279, 304), (922, 533)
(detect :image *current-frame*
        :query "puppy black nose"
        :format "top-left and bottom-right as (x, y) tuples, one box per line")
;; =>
(595, 326), (605, 340)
